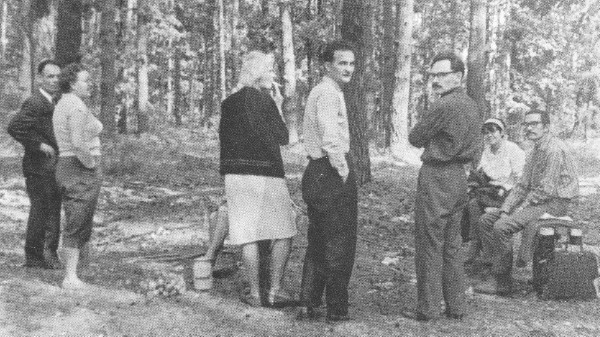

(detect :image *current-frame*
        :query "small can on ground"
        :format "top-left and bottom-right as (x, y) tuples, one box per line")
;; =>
(193, 257), (213, 291)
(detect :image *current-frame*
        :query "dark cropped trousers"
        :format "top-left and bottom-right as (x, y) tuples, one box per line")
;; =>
(55, 156), (101, 249)
(24, 174), (62, 262)
(300, 156), (357, 316)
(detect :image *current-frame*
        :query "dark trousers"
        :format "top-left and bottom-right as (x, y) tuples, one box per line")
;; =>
(300, 157), (357, 315)
(24, 174), (62, 261)
(414, 163), (468, 317)
(55, 157), (101, 249)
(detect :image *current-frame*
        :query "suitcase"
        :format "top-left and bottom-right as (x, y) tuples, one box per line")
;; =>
(532, 220), (599, 300)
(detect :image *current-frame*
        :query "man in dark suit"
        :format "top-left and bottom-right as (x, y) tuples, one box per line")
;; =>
(7, 59), (62, 269)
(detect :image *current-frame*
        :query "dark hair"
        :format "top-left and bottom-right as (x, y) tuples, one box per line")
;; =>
(526, 109), (551, 125)
(430, 52), (465, 75)
(59, 63), (86, 93)
(37, 59), (60, 74)
(319, 40), (355, 63)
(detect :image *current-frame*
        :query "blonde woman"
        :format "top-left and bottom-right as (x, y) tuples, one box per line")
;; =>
(219, 51), (297, 307)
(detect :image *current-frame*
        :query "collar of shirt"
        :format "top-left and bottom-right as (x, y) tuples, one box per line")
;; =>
(440, 86), (463, 98)
(534, 133), (552, 150)
(39, 88), (54, 104)
(322, 76), (343, 93)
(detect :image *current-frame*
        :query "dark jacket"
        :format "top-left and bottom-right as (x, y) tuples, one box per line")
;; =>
(219, 86), (289, 178)
(408, 87), (482, 165)
(7, 90), (58, 176)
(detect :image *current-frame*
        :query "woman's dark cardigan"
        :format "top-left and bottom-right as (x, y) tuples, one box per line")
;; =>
(219, 86), (289, 178)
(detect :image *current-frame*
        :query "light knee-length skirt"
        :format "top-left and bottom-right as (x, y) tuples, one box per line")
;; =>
(224, 174), (297, 245)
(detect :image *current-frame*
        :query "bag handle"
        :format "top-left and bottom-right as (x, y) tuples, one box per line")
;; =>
(536, 219), (584, 252)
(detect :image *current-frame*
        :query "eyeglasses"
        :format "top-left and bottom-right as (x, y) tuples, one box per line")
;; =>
(521, 121), (543, 128)
(428, 71), (456, 78)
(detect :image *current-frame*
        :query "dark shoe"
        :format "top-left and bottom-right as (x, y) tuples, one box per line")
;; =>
(401, 310), (434, 322)
(44, 251), (64, 269)
(240, 293), (262, 307)
(326, 312), (350, 322)
(474, 275), (513, 297)
(23, 259), (52, 269)
(297, 306), (320, 320)
(445, 311), (465, 320)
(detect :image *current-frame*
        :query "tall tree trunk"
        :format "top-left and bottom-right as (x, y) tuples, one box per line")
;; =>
(230, 0), (241, 86)
(18, 0), (33, 95)
(136, 0), (150, 134)
(381, 0), (395, 148)
(280, 0), (299, 144)
(55, 0), (82, 67)
(390, 0), (414, 158)
(116, 1), (128, 134)
(173, 49), (183, 125)
(489, 0), (511, 120)
(0, 0), (7, 63)
(341, 0), (371, 185)
(217, 0), (226, 100)
(466, 0), (487, 117)
(100, 0), (117, 136)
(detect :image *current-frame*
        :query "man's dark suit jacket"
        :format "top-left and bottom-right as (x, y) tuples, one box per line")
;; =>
(7, 90), (59, 176)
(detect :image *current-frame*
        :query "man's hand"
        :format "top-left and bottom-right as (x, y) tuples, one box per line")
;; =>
(39, 143), (55, 158)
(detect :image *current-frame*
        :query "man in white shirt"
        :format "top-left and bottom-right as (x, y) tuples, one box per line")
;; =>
(299, 40), (357, 322)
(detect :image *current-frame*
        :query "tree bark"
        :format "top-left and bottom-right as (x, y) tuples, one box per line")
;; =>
(341, 0), (371, 185)
(136, 0), (150, 134)
(173, 50), (183, 126)
(17, 0), (34, 95)
(0, 0), (7, 63)
(99, 0), (117, 136)
(230, 0), (241, 86)
(217, 0), (226, 100)
(55, 0), (82, 67)
(390, 0), (414, 158)
(466, 0), (487, 117)
(280, 0), (299, 144)
(380, 0), (395, 148)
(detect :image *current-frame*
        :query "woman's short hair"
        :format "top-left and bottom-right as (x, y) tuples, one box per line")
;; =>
(59, 63), (86, 93)
(236, 51), (273, 90)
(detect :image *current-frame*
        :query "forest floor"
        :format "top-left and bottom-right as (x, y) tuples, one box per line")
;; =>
(0, 129), (600, 337)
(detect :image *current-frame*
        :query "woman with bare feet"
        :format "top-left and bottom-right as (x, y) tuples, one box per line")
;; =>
(53, 63), (103, 289)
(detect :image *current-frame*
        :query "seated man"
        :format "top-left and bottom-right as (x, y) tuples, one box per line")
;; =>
(475, 109), (579, 296)
(463, 118), (525, 263)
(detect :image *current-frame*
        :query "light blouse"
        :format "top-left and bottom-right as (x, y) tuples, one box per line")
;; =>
(53, 93), (103, 168)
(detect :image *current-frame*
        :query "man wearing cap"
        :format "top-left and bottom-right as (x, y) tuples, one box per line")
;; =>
(407, 52), (482, 321)
(463, 118), (526, 263)
(475, 109), (579, 296)
(7, 59), (62, 269)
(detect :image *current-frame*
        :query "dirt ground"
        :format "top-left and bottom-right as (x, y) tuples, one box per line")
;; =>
(1, 143), (600, 337)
